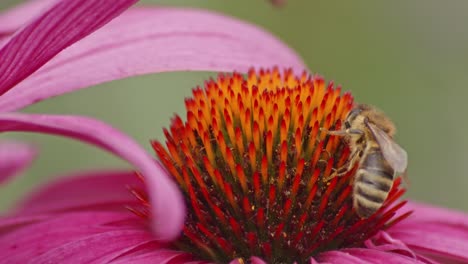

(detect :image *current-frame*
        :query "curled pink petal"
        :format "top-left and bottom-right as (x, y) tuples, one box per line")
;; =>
(0, 0), (58, 35)
(0, 112), (184, 241)
(0, 140), (36, 184)
(17, 170), (143, 215)
(0, 0), (139, 95)
(365, 231), (417, 259)
(0, 7), (306, 112)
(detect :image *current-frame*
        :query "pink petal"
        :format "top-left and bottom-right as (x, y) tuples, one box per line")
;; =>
(0, 140), (36, 184)
(0, 112), (185, 241)
(0, 211), (148, 263)
(250, 257), (268, 264)
(366, 231), (439, 264)
(389, 201), (468, 263)
(0, 7), (306, 112)
(319, 248), (428, 264)
(0, 0), (139, 96)
(308, 258), (326, 264)
(366, 231), (417, 259)
(29, 231), (157, 264)
(111, 249), (199, 264)
(17, 170), (144, 215)
(345, 248), (433, 264)
(0, 214), (51, 236)
(399, 201), (468, 225)
(0, 0), (59, 35)
(317, 250), (374, 264)
(390, 222), (468, 263)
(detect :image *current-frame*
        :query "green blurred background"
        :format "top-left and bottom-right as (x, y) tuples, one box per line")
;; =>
(1, 0), (467, 212)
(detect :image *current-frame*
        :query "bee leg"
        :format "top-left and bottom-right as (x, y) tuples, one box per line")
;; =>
(347, 129), (365, 135)
(323, 166), (351, 182)
(316, 159), (329, 167)
(323, 166), (349, 181)
(320, 128), (347, 136)
(321, 128), (364, 136)
(322, 150), (361, 182)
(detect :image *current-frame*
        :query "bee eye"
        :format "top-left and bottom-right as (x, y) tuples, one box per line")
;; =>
(347, 109), (361, 121)
(345, 121), (351, 128)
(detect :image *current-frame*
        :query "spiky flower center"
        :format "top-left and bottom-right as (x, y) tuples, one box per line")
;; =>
(144, 68), (409, 263)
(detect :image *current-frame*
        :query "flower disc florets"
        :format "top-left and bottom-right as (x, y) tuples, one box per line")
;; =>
(141, 68), (409, 263)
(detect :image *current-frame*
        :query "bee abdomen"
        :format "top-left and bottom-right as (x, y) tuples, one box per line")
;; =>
(358, 167), (394, 192)
(362, 148), (394, 180)
(353, 169), (393, 218)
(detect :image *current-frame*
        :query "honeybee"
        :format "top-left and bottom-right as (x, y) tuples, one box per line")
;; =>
(323, 104), (408, 218)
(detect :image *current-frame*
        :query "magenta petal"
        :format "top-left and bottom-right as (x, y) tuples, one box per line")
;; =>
(399, 201), (468, 225)
(111, 249), (198, 264)
(344, 248), (431, 264)
(0, 214), (51, 236)
(0, 7), (306, 112)
(365, 231), (439, 264)
(390, 223), (468, 263)
(29, 230), (156, 264)
(308, 257), (325, 264)
(389, 202), (468, 263)
(0, 0), (58, 35)
(0, 211), (146, 263)
(319, 249), (427, 264)
(366, 231), (417, 259)
(318, 250), (373, 264)
(0, 0), (138, 95)
(0, 112), (184, 241)
(250, 257), (268, 264)
(0, 140), (36, 184)
(17, 170), (143, 215)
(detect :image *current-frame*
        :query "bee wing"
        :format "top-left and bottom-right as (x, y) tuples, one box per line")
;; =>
(367, 123), (408, 174)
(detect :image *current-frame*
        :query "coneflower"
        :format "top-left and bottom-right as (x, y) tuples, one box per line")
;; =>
(1, 1), (467, 263)
(134, 68), (409, 263)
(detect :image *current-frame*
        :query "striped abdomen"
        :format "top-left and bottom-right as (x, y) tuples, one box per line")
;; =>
(353, 145), (394, 218)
